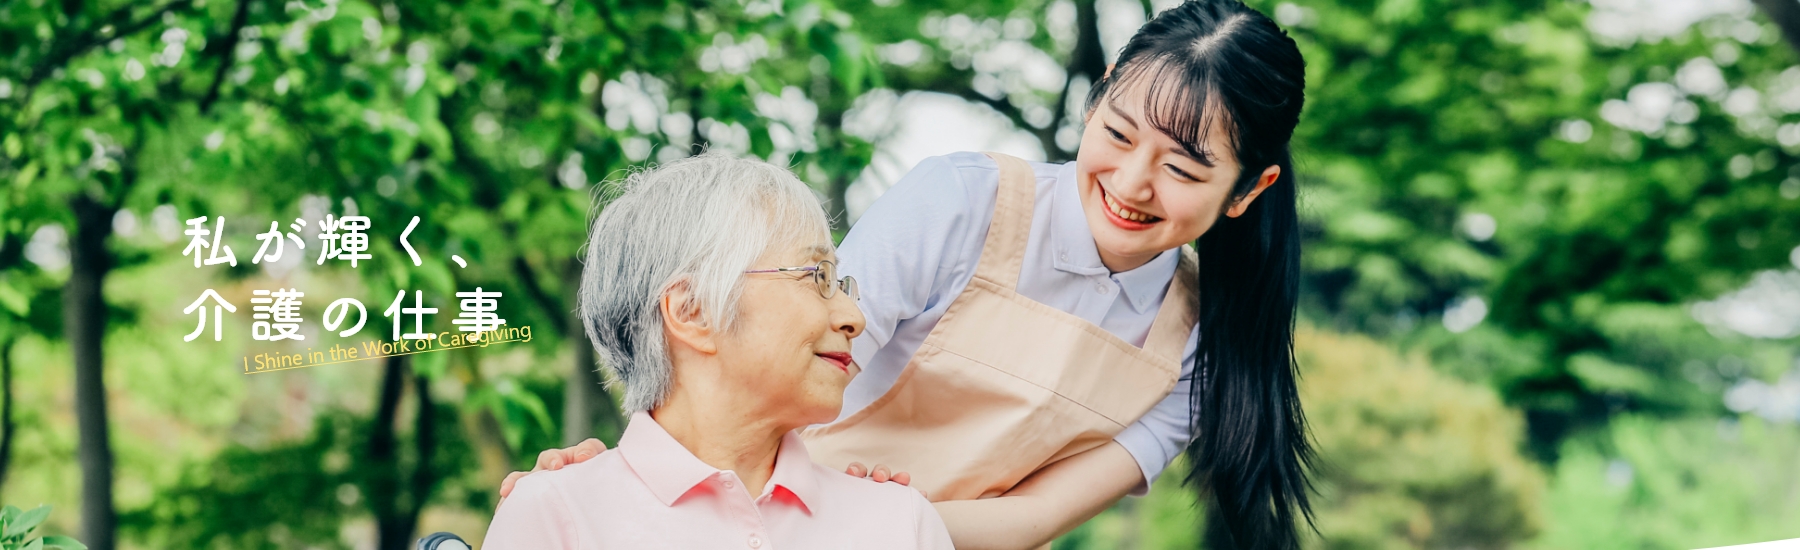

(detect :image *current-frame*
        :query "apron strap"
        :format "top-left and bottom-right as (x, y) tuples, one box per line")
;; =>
(974, 152), (1038, 289)
(1143, 245), (1199, 364)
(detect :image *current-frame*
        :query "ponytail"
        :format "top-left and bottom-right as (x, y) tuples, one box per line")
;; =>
(1188, 148), (1311, 549)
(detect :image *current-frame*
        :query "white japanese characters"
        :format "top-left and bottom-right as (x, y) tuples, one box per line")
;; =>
(251, 288), (306, 341)
(180, 212), (508, 346)
(316, 214), (374, 268)
(384, 289), (439, 341)
(322, 298), (368, 338)
(453, 288), (507, 340)
(252, 218), (308, 264)
(182, 289), (237, 342)
(181, 216), (238, 267)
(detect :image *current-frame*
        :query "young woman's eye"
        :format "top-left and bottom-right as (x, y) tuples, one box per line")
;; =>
(1104, 125), (1129, 144)
(1166, 164), (1198, 181)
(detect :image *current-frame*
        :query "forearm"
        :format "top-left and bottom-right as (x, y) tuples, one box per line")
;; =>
(930, 442), (1144, 550)
(932, 495), (1088, 550)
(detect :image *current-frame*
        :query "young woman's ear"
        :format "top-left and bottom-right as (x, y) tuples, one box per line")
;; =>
(660, 278), (718, 354)
(1226, 164), (1282, 218)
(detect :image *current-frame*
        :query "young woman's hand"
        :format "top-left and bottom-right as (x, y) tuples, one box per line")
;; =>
(846, 462), (924, 499)
(498, 438), (609, 501)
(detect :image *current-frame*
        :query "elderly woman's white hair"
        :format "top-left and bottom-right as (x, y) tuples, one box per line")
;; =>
(578, 151), (832, 413)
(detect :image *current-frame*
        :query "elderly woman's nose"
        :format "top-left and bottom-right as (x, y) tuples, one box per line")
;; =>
(832, 294), (866, 338)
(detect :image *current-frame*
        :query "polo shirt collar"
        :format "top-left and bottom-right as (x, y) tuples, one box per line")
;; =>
(1050, 161), (1109, 278)
(616, 411), (820, 513)
(1049, 161), (1181, 314)
(764, 430), (821, 514)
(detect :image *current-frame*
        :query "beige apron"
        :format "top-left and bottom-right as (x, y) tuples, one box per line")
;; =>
(801, 152), (1198, 503)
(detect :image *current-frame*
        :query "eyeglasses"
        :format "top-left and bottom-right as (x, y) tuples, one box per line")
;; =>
(743, 259), (860, 301)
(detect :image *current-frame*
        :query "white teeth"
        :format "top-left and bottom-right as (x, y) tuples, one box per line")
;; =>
(1103, 189), (1157, 223)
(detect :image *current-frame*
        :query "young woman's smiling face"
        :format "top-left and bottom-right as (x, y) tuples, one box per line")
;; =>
(1074, 81), (1280, 272)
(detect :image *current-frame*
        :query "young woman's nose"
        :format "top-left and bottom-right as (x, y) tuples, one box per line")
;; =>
(1110, 149), (1158, 202)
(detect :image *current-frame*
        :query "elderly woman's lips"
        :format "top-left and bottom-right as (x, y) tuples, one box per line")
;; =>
(816, 352), (852, 372)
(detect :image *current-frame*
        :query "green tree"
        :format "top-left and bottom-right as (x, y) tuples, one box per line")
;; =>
(1264, 0), (1800, 450)
(4, 0), (1044, 546)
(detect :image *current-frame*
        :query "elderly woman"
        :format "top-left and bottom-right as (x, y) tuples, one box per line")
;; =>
(482, 153), (952, 549)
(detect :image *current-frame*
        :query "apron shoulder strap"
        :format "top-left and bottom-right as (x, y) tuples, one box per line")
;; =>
(974, 152), (1038, 289)
(1143, 244), (1199, 364)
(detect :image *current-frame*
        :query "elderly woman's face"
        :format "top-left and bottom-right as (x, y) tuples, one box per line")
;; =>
(717, 235), (866, 425)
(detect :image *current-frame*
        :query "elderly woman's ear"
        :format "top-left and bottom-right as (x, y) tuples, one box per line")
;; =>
(660, 278), (718, 354)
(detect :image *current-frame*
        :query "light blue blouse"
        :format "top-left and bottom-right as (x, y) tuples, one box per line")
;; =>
(836, 151), (1200, 493)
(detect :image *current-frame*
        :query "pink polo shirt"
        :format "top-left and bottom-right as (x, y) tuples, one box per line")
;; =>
(483, 412), (953, 550)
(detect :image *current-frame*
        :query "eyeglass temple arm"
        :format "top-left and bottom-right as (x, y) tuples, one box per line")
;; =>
(742, 266), (819, 274)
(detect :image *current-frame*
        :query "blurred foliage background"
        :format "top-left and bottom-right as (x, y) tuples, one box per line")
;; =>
(2, 0), (1798, 548)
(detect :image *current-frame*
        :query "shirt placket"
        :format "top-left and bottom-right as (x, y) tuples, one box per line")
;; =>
(1078, 273), (1119, 323)
(718, 470), (774, 550)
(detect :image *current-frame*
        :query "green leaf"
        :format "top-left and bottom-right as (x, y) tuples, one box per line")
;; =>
(1567, 354), (1657, 396)
(0, 279), (30, 317)
(3, 506), (48, 539)
(38, 536), (85, 550)
(21, 537), (41, 550)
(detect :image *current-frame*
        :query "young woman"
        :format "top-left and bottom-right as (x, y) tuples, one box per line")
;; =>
(506, 1), (1312, 547)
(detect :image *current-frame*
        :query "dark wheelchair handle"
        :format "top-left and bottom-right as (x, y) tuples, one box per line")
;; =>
(418, 532), (471, 550)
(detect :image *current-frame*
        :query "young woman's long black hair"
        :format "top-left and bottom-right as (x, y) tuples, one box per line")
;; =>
(1084, 1), (1312, 548)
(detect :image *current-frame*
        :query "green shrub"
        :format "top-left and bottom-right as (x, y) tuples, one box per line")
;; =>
(1056, 328), (1545, 549)
(0, 505), (85, 550)
(1534, 415), (1800, 549)
(1298, 327), (1544, 549)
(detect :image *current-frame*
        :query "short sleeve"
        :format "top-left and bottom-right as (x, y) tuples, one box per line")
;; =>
(839, 153), (993, 363)
(911, 491), (957, 549)
(1111, 325), (1200, 496)
(481, 475), (582, 549)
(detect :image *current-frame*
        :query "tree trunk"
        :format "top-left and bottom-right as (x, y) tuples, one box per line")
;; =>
(1050, 0), (1108, 161)
(1755, 0), (1800, 53)
(368, 354), (409, 550)
(404, 369), (436, 546)
(826, 171), (853, 232)
(368, 353), (439, 550)
(1071, 0), (1107, 87)
(66, 194), (117, 550)
(0, 336), (15, 492)
(814, 114), (856, 232)
(561, 325), (601, 446)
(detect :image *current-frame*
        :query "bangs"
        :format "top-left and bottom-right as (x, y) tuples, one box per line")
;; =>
(1104, 56), (1239, 167)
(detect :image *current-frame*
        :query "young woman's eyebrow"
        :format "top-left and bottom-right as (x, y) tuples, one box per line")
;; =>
(1107, 102), (1139, 129)
(1110, 99), (1218, 168)
(1170, 146), (1216, 168)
